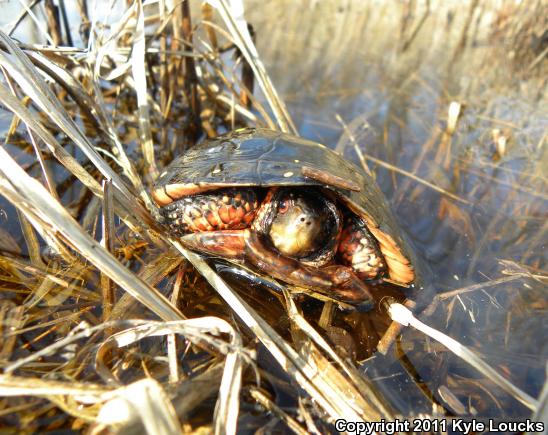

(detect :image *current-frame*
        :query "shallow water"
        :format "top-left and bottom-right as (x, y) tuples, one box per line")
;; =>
(245, 0), (547, 418)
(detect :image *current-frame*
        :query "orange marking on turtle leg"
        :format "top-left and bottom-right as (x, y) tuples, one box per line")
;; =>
(194, 217), (212, 231)
(251, 188), (278, 232)
(205, 210), (221, 228)
(161, 188), (259, 235)
(181, 230), (245, 259)
(243, 211), (256, 225)
(228, 205), (238, 221)
(218, 206), (231, 224)
(208, 200), (219, 211)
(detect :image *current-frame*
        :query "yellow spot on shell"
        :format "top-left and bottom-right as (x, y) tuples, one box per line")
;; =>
(212, 168), (221, 174)
(283, 171), (294, 178)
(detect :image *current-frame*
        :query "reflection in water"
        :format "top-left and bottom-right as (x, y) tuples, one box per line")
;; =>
(246, 0), (547, 416)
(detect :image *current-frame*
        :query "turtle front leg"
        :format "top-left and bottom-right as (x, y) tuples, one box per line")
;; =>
(338, 215), (387, 281)
(244, 230), (373, 305)
(159, 188), (259, 236)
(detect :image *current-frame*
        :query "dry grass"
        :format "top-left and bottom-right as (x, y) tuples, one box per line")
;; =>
(0, 0), (546, 432)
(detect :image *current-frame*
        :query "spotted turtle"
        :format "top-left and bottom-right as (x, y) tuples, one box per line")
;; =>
(152, 128), (416, 306)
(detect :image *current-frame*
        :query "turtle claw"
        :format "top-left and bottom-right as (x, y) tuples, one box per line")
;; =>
(320, 265), (375, 305)
(181, 230), (246, 259)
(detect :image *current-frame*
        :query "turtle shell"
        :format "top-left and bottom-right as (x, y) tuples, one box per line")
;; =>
(153, 128), (416, 286)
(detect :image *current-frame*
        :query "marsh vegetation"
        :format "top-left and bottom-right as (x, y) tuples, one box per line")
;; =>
(0, 0), (546, 432)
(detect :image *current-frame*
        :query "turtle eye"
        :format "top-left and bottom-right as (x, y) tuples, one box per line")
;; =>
(278, 199), (290, 213)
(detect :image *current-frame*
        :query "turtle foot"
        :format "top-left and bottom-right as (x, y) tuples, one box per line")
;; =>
(320, 265), (375, 305)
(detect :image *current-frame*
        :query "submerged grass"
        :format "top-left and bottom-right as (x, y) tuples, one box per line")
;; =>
(0, 0), (546, 432)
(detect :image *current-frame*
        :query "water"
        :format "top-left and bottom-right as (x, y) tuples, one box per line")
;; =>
(245, 0), (547, 417)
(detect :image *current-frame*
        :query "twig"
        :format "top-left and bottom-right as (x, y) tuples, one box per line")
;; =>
(7, 0), (42, 36)
(1, 65), (58, 200)
(211, 0), (297, 134)
(13, 0), (55, 45)
(239, 24), (255, 109)
(436, 275), (523, 301)
(376, 299), (416, 355)
(400, 0), (431, 52)
(44, 0), (63, 46)
(101, 180), (115, 324)
(389, 303), (539, 411)
(361, 153), (471, 205)
(58, 0), (73, 46)
(131, 0), (159, 179)
(181, 0), (202, 141)
(175, 244), (370, 423)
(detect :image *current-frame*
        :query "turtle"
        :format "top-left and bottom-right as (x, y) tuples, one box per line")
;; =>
(152, 128), (416, 306)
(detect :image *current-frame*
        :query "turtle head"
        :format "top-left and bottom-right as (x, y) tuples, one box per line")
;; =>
(262, 188), (341, 267)
(269, 192), (323, 258)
